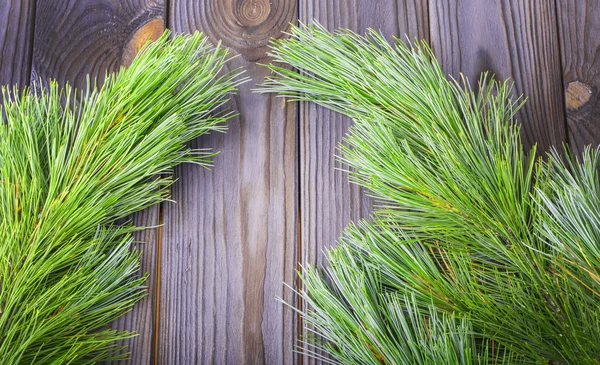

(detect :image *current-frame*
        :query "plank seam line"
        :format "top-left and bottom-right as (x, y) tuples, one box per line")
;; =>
(425, 0), (431, 48)
(154, 201), (163, 365)
(296, 95), (303, 365)
(154, 3), (168, 361)
(552, 0), (570, 144)
(27, 0), (39, 86)
(293, 3), (303, 363)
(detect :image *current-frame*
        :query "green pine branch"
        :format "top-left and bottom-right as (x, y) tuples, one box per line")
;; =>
(261, 23), (600, 364)
(0, 31), (244, 363)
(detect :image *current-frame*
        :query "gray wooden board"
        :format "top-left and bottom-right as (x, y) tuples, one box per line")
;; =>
(557, 0), (600, 154)
(0, 0), (36, 88)
(429, 0), (567, 152)
(160, 1), (298, 363)
(106, 210), (160, 365)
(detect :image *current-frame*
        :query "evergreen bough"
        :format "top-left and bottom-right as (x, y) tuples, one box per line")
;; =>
(0, 31), (242, 363)
(262, 24), (600, 364)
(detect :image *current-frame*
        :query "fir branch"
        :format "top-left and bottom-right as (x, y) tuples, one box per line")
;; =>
(261, 23), (600, 364)
(0, 31), (244, 363)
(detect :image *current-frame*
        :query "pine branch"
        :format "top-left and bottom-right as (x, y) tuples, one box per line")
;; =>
(261, 23), (600, 364)
(0, 31), (244, 363)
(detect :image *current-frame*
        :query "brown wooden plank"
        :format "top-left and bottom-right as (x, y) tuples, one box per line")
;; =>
(429, 0), (566, 152)
(557, 0), (600, 154)
(161, 1), (297, 364)
(31, 1), (166, 363)
(0, 1), (36, 88)
(298, 1), (428, 363)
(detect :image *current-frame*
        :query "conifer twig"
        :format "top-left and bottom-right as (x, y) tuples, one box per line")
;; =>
(0, 31), (244, 363)
(261, 23), (600, 364)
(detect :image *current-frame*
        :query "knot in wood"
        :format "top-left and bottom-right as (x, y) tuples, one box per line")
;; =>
(238, 0), (270, 25)
(121, 18), (165, 67)
(203, 0), (295, 62)
(565, 81), (592, 110)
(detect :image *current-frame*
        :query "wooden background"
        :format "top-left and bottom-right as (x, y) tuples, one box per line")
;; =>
(0, 0), (598, 364)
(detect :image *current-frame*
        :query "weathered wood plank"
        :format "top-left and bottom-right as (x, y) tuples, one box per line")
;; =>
(31, 1), (165, 363)
(107, 210), (160, 365)
(557, 0), (600, 154)
(430, 0), (566, 152)
(0, 1), (36, 88)
(298, 1), (428, 363)
(161, 1), (297, 364)
(31, 0), (165, 90)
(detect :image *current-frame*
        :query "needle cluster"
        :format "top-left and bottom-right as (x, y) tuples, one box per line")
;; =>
(262, 24), (600, 365)
(0, 31), (242, 363)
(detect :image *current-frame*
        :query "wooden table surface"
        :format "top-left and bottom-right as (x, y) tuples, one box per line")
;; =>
(1, 0), (598, 363)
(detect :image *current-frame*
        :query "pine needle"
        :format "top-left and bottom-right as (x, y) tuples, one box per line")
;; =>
(261, 23), (600, 364)
(0, 30), (245, 363)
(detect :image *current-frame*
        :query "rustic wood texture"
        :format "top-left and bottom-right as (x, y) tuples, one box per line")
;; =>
(429, 0), (567, 152)
(0, 1), (36, 88)
(106, 211), (160, 365)
(298, 1), (428, 363)
(31, 0), (165, 90)
(30, 1), (166, 364)
(16, 1), (600, 364)
(160, 1), (297, 364)
(557, 0), (600, 154)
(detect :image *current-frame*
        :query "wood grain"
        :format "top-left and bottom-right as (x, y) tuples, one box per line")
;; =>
(21, 1), (598, 364)
(298, 1), (428, 363)
(161, 1), (297, 364)
(31, 0), (165, 90)
(429, 0), (567, 152)
(0, 1), (36, 88)
(557, 0), (600, 154)
(106, 210), (160, 365)
(31, 1), (166, 363)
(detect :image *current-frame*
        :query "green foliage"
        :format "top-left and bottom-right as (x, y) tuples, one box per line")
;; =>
(261, 24), (600, 364)
(0, 31), (243, 363)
